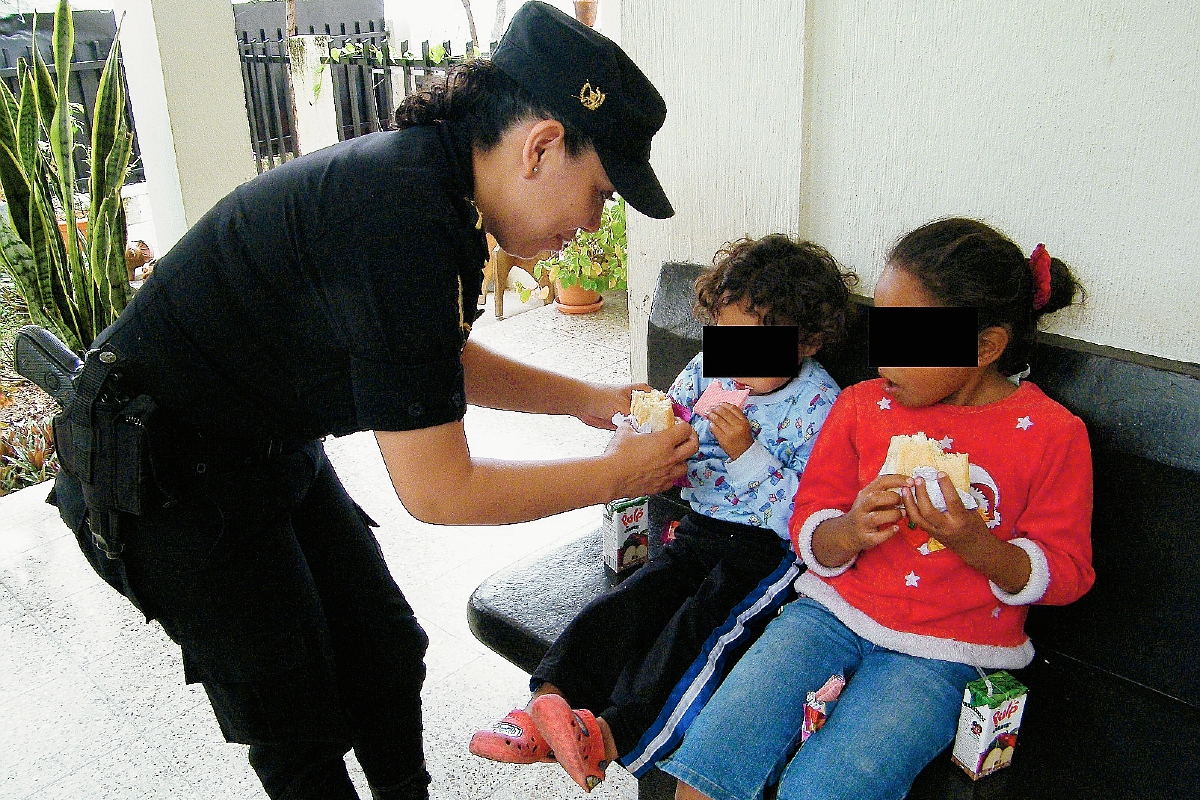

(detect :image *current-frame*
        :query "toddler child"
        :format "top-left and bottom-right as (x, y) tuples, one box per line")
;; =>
(470, 234), (858, 791)
(663, 218), (1095, 800)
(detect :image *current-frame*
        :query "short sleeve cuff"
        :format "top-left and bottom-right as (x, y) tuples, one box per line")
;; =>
(991, 537), (1050, 605)
(351, 356), (466, 431)
(725, 441), (782, 487)
(797, 508), (853, 577)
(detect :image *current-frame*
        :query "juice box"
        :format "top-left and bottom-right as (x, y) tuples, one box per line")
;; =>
(951, 670), (1028, 780)
(602, 496), (649, 574)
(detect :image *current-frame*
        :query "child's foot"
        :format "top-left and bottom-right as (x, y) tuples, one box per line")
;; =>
(529, 694), (608, 792)
(469, 709), (555, 764)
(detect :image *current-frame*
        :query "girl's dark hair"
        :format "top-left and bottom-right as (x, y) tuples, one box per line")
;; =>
(694, 235), (859, 350)
(394, 59), (591, 156)
(888, 218), (1084, 375)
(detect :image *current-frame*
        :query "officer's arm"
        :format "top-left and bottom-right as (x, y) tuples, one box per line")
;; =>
(461, 340), (630, 427)
(375, 419), (695, 525)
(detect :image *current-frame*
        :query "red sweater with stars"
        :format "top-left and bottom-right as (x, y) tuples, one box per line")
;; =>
(789, 378), (1094, 668)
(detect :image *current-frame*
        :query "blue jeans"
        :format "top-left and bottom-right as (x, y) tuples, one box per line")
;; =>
(660, 596), (978, 800)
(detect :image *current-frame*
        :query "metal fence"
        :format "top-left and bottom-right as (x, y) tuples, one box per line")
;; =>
(238, 32), (296, 172)
(237, 22), (473, 174)
(324, 20), (390, 141)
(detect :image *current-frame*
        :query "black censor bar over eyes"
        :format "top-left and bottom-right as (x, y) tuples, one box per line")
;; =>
(703, 326), (800, 378)
(869, 307), (978, 367)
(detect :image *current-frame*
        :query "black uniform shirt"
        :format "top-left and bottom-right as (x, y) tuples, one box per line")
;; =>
(116, 122), (488, 440)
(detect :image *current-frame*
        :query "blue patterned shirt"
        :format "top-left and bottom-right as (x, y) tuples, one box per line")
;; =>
(668, 355), (840, 541)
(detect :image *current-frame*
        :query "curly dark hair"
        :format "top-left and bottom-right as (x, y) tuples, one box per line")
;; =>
(693, 235), (859, 350)
(888, 218), (1085, 375)
(394, 59), (591, 156)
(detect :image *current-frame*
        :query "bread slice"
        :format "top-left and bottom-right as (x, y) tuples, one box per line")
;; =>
(630, 389), (676, 432)
(880, 432), (970, 493)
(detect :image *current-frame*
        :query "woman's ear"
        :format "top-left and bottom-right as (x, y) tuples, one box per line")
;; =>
(521, 119), (567, 178)
(977, 326), (1010, 369)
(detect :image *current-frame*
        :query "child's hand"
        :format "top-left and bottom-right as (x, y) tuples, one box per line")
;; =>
(707, 403), (754, 460)
(901, 474), (1033, 593)
(843, 474), (910, 548)
(900, 474), (990, 549)
(811, 475), (908, 568)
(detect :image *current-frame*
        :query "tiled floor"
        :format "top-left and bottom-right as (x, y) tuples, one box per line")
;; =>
(0, 290), (639, 799)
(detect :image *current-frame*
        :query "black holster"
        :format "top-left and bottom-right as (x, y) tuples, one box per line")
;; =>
(52, 343), (157, 559)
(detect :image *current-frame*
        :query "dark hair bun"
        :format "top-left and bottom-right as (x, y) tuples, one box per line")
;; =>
(1039, 256), (1085, 319)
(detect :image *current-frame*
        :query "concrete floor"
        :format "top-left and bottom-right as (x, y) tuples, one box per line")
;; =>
(0, 290), (639, 800)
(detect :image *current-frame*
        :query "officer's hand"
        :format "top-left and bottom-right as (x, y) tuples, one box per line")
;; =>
(603, 420), (698, 498)
(574, 381), (652, 430)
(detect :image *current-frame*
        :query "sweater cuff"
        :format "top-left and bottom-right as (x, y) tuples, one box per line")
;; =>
(990, 537), (1050, 605)
(725, 441), (782, 487)
(797, 508), (853, 577)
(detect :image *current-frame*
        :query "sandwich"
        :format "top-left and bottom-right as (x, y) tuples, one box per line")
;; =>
(630, 389), (676, 432)
(880, 432), (970, 494)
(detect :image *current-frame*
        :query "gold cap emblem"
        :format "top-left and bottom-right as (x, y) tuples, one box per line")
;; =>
(578, 81), (606, 111)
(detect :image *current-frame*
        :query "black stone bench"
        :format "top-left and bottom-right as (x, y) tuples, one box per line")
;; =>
(468, 262), (1200, 800)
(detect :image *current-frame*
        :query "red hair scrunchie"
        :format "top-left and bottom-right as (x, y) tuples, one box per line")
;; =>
(1029, 243), (1052, 310)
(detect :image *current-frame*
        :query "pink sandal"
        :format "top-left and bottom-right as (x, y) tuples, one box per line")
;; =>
(530, 694), (609, 792)
(469, 708), (555, 764)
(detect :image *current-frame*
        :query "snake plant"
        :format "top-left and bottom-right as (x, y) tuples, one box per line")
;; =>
(0, 0), (134, 354)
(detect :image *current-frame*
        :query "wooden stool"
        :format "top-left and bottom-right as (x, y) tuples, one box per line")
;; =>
(480, 235), (554, 318)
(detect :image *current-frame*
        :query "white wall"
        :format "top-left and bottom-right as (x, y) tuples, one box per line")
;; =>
(623, 0), (1200, 376)
(119, 0), (256, 250)
(621, 1), (809, 380)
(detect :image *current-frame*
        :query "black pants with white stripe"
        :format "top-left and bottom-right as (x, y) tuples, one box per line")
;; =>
(531, 512), (801, 774)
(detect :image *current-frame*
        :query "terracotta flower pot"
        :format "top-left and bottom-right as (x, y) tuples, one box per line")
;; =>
(573, 0), (598, 28)
(57, 218), (87, 244)
(553, 280), (604, 314)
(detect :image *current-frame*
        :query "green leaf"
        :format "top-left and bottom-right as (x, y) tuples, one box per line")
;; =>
(514, 280), (532, 304)
(50, 0), (82, 299)
(0, 78), (21, 153)
(16, 70), (39, 183)
(31, 33), (58, 134)
(89, 24), (127, 226)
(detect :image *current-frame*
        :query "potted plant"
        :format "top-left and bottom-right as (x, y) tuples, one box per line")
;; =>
(530, 197), (626, 315)
(0, 0), (135, 354)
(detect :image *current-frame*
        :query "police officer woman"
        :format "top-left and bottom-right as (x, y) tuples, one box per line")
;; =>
(48, 4), (696, 799)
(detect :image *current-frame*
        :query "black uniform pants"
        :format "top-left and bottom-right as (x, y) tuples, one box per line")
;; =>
(531, 512), (796, 760)
(53, 439), (431, 800)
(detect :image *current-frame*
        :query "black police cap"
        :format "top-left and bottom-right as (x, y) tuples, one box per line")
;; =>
(492, 1), (674, 219)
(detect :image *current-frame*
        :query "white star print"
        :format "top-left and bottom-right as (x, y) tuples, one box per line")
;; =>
(1016, 416), (1033, 430)
(905, 571), (920, 587)
(992, 607), (1002, 618)
(937, 435), (953, 450)
(917, 543), (931, 556)
(878, 398), (891, 410)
